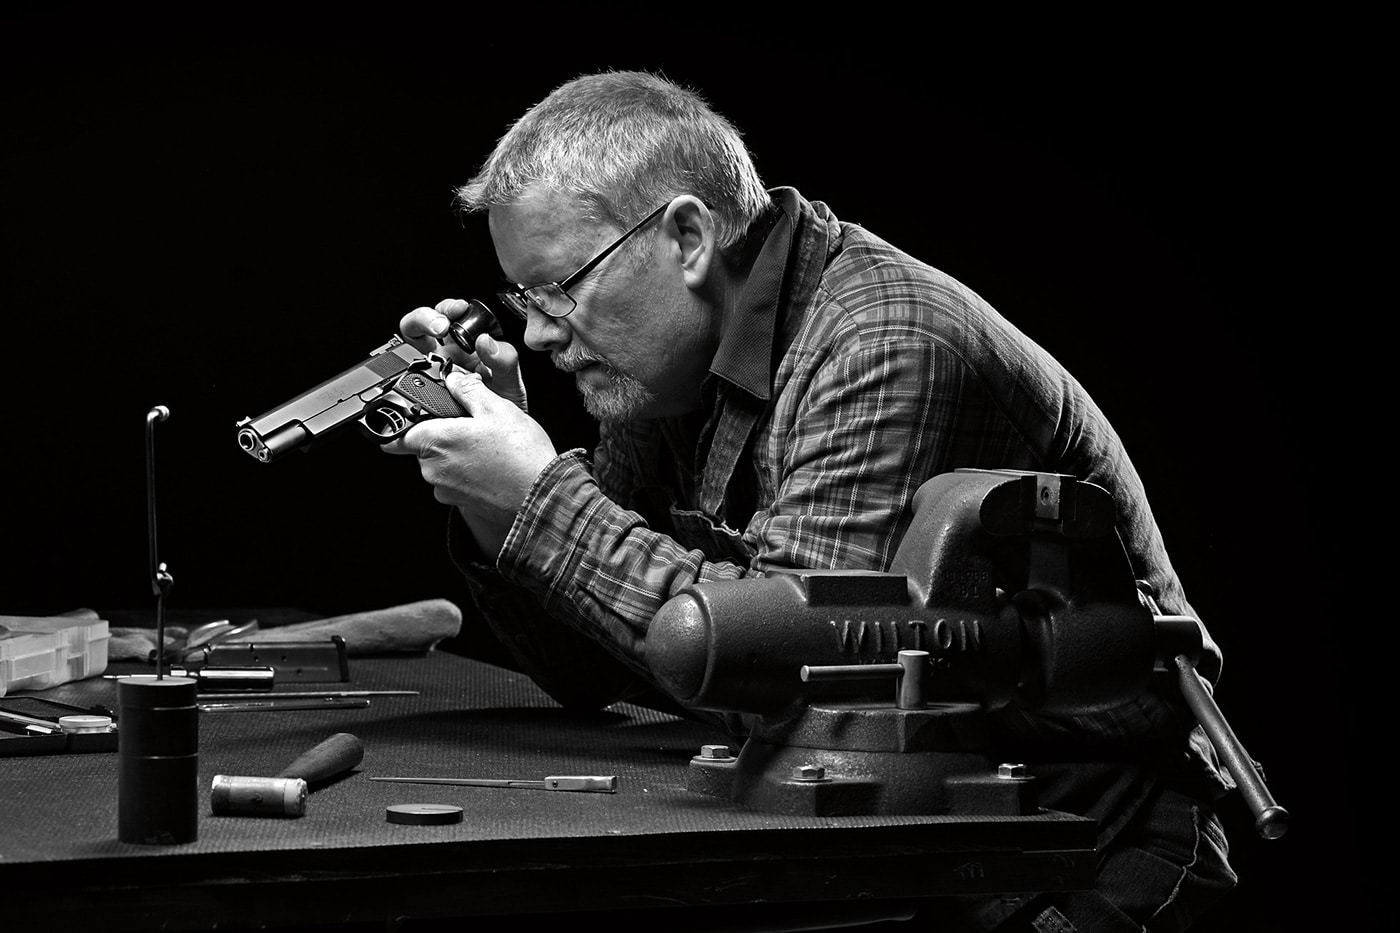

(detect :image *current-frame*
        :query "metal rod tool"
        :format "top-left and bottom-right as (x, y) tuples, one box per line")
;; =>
(369, 775), (618, 793)
(198, 698), (370, 713)
(196, 690), (418, 700)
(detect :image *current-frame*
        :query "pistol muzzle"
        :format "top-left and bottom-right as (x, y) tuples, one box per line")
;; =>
(237, 420), (311, 463)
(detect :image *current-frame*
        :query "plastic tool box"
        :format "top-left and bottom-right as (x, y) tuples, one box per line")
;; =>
(0, 615), (110, 696)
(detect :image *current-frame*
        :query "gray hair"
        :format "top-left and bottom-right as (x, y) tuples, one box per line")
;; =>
(455, 71), (771, 250)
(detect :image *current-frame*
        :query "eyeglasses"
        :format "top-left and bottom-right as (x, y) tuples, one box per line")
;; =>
(496, 202), (669, 320)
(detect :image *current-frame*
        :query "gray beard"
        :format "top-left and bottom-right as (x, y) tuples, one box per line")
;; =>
(576, 360), (656, 422)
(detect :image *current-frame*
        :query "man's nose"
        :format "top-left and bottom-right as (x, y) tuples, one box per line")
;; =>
(523, 309), (570, 352)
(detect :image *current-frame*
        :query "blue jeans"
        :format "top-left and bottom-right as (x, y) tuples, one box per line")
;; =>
(914, 785), (1238, 932)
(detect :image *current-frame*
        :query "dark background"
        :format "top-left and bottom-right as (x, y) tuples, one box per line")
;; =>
(2, 7), (1371, 931)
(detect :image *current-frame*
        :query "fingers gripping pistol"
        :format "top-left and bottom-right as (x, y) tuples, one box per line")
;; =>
(236, 300), (503, 463)
(647, 468), (1287, 837)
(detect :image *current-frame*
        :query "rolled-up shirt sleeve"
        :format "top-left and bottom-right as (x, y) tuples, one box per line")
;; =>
(454, 327), (960, 691)
(490, 450), (748, 670)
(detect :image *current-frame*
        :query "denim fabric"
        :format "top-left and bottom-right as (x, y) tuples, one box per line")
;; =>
(911, 785), (1237, 932)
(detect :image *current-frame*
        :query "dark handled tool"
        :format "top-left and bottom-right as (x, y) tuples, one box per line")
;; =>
(369, 775), (618, 793)
(211, 732), (364, 817)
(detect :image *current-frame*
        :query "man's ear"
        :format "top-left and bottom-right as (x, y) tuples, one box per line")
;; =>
(665, 196), (715, 290)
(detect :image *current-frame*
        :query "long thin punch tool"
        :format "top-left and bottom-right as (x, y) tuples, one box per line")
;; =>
(197, 690), (418, 700)
(369, 775), (618, 793)
(198, 698), (370, 713)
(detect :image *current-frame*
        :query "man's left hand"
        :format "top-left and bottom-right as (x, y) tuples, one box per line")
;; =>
(383, 368), (558, 556)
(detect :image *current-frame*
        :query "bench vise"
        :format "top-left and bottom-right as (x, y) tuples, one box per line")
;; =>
(646, 469), (1286, 838)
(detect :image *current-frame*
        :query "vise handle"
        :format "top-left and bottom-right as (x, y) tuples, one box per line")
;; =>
(1172, 654), (1288, 839)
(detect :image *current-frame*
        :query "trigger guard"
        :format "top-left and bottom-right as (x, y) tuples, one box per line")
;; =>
(361, 404), (411, 440)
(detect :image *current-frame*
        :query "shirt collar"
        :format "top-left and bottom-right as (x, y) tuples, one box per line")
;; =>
(708, 187), (810, 401)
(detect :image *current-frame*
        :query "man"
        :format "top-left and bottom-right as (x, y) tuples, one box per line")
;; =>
(388, 70), (1236, 931)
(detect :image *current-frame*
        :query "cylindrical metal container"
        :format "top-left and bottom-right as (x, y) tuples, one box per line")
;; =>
(118, 676), (199, 844)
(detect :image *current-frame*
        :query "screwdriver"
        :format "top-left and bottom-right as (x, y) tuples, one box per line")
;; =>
(369, 774), (618, 793)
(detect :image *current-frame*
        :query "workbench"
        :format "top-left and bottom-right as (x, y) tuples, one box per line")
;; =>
(0, 645), (1096, 931)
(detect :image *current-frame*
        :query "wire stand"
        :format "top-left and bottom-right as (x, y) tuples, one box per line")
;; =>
(145, 406), (173, 679)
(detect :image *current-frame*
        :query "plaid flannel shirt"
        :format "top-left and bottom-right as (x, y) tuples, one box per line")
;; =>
(450, 188), (1226, 798)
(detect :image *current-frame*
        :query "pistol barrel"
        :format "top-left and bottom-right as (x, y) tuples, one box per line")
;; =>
(236, 338), (421, 462)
